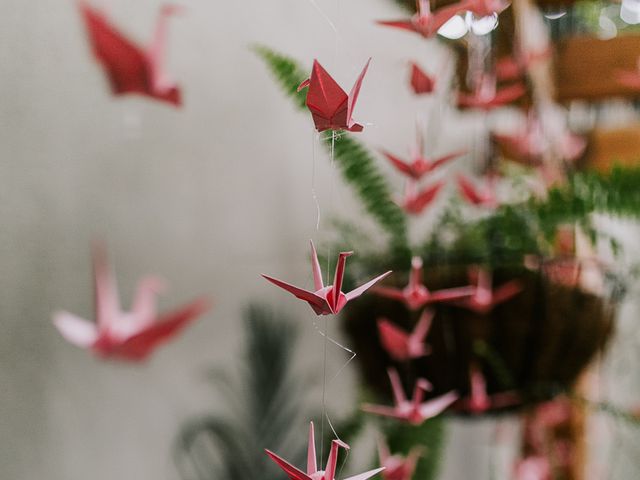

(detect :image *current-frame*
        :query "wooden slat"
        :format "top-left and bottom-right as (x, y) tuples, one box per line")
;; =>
(583, 123), (640, 172)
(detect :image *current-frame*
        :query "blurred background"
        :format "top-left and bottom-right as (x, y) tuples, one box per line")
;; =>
(2, 0), (640, 479)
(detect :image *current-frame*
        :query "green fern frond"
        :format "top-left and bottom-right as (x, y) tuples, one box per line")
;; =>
(253, 45), (409, 259)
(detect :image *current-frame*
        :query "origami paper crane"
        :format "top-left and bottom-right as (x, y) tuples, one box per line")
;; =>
(297, 59), (371, 132)
(362, 368), (458, 425)
(373, 256), (474, 311)
(381, 134), (465, 180)
(377, 309), (433, 361)
(449, 267), (523, 314)
(265, 422), (385, 480)
(460, 0), (510, 17)
(262, 241), (391, 316)
(454, 364), (520, 414)
(456, 173), (499, 208)
(493, 118), (546, 166)
(79, 1), (183, 106)
(52, 243), (210, 361)
(377, 437), (422, 480)
(409, 62), (436, 94)
(377, 0), (465, 38)
(398, 180), (445, 215)
(457, 76), (526, 111)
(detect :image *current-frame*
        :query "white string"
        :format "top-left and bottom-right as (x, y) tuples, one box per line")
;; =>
(312, 131), (321, 231)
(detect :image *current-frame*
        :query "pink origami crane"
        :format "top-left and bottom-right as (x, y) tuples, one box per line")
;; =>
(493, 118), (545, 166)
(457, 76), (526, 111)
(377, 309), (433, 361)
(262, 241), (391, 316)
(398, 180), (445, 215)
(460, 0), (510, 17)
(297, 59), (371, 133)
(454, 364), (520, 414)
(377, 437), (422, 480)
(377, 0), (464, 38)
(449, 267), (523, 314)
(409, 62), (436, 94)
(362, 368), (458, 425)
(79, 1), (183, 106)
(265, 422), (385, 480)
(373, 256), (474, 311)
(52, 244), (210, 361)
(381, 133), (465, 180)
(456, 173), (499, 208)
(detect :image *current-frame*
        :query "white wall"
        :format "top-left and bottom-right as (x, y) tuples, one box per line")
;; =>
(0, 1), (497, 479)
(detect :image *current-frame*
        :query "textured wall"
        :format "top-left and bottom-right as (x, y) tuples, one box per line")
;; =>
(0, 0), (502, 479)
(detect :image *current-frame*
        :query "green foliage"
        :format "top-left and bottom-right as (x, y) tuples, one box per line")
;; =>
(174, 304), (311, 480)
(254, 45), (410, 261)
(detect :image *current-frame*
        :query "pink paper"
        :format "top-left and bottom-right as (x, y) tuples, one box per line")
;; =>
(448, 267), (523, 314)
(262, 241), (391, 315)
(377, 309), (433, 361)
(79, 2), (183, 106)
(409, 62), (436, 94)
(373, 256), (474, 311)
(265, 422), (385, 480)
(398, 180), (445, 215)
(456, 173), (499, 208)
(453, 363), (520, 413)
(377, 437), (422, 480)
(377, 0), (464, 38)
(52, 242), (210, 361)
(362, 368), (458, 425)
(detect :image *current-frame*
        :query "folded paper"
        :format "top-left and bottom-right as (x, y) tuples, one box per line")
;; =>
(377, 437), (422, 480)
(297, 59), (371, 132)
(449, 267), (522, 314)
(265, 422), (385, 480)
(377, 309), (433, 361)
(398, 180), (444, 215)
(362, 368), (458, 425)
(52, 243), (210, 361)
(79, 1), (183, 106)
(456, 173), (499, 208)
(409, 62), (436, 94)
(262, 241), (391, 315)
(373, 256), (474, 311)
(377, 0), (464, 38)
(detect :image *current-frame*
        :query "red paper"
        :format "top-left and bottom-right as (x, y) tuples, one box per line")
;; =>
(456, 173), (499, 208)
(377, 309), (433, 361)
(79, 2), (183, 106)
(265, 422), (385, 480)
(377, 0), (464, 38)
(373, 257), (474, 311)
(449, 267), (523, 314)
(496, 48), (550, 82)
(362, 368), (458, 425)
(52, 243), (210, 361)
(457, 76), (526, 111)
(262, 241), (391, 316)
(297, 59), (371, 132)
(381, 131), (465, 180)
(398, 180), (445, 215)
(409, 62), (436, 94)
(377, 437), (422, 480)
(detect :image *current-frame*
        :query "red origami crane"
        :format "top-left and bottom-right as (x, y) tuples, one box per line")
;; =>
(493, 118), (546, 166)
(409, 62), (436, 94)
(265, 422), (385, 480)
(297, 59), (371, 133)
(362, 368), (458, 425)
(79, 1), (183, 106)
(398, 180), (445, 215)
(377, 0), (464, 38)
(457, 75), (526, 111)
(377, 437), (422, 480)
(52, 243), (210, 361)
(373, 256), (474, 311)
(381, 132), (465, 180)
(454, 364), (520, 414)
(262, 241), (391, 316)
(456, 173), (499, 208)
(377, 309), (434, 361)
(460, 0), (510, 17)
(449, 267), (523, 314)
